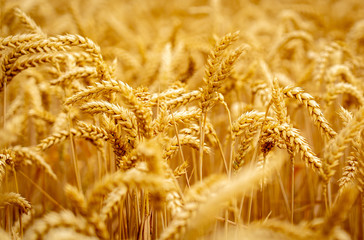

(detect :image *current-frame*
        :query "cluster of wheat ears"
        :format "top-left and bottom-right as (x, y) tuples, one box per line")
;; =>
(0, 0), (364, 239)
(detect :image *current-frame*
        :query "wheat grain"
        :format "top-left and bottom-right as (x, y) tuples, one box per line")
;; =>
(326, 82), (364, 106)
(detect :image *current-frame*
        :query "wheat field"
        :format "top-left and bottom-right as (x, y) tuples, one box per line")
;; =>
(0, 0), (364, 239)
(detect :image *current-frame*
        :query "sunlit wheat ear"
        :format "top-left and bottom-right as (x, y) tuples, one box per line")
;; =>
(99, 187), (127, 222)
(64, 184), (87, 216)
(231, 111), (266, 139)
(200, 31), (241, 108)
(201, 37), (248, 112)
(163, 134), (210, 161)
(1, 146), (57, 180)
(166, 90), (201, 110)
(326, 64), (359, 86)
(65, 79), (153, 138)
(336, 133), (364, 190)
(35, 123), (108, 152)
(232, 111), (275, 170)
(322, 106), (364, 183)
(262, 122), (323, 174)
(354, 133), (364, 191)
(50, 66), (98, 87)
(180, 122), (218, 146)
(148, 86), (187, 106)
(0, 34), (44, 51)
(283, 86), (337, 139)
(1, 52), (93, 89)
(1, 34), (108, 91)
(0, 192), (31, 214)
(313, 42), (342, 83)
(13, 8), (45, 36)
(29, 109), (56, 124)
(80, 101), (138, 138)
(325, 82), (364, 106)
(153, 107), (202, 134)
(271, 77), (289, 124)
(337, 105), (353, 126)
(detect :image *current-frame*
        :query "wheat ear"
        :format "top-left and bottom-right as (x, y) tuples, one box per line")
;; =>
(326, 82), (364, 106)
(13, 8), (45, 36)
(0, 192), (31, 214)
(322, 106), (364, 183)
(283, 86), (337, 139)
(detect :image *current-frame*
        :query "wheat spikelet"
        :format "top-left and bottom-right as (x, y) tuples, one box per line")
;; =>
(354, 134), (364, 192)
(163, 134), (210, 161)
(165, 90), (201, 110)
(166, 107), (201, 127)
(271, 77), (289, 124)
(283, 86), (337, 139)
(232, 111), (266, 139)
(0, 160), (5, 184)
(2, 52), (93, 86)
(13, 8), (45, 36)
(166, 190), (184, 217)
(1, 146), (56, 180)
(232, 112), (275, 170)
(1, 34), (108, 91)
(64, 185), (87, 216)
(263, 122), (323, 173)
(313, 42), (342, 83)
(326, 82), (364, 106)
(326, 64), (359, 86)
(0, 34), (44, 50)
(179, 122), (218, 146)
(29, 109), (56, 124)
(201, 39), (248, 112)
(99, 187), (127, 222)
(148, 87), (187, 106)
(50, 66), (98, 86)
(36, 123), (107, 152)
(0, 192), (31, 214)
(338, 156), (358, 188)
(337, 105), (353, 126)
(79, 101), (138, 138)
(251, 80), (271, 107)
(322, 106), (364, 183)
(66, 79), (153, 138)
